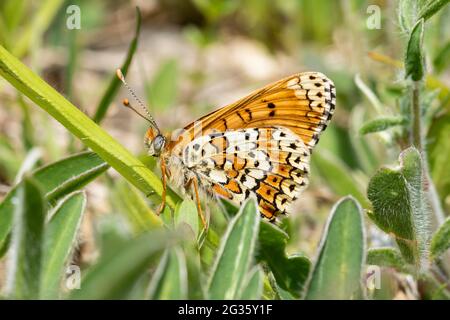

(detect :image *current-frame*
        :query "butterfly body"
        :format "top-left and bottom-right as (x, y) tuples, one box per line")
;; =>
(142, 71), (336, 222)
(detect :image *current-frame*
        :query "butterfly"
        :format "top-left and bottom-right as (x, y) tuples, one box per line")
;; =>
(117, 70), (335, 227)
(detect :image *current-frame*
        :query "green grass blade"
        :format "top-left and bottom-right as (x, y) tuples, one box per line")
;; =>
(93, 7), (141, 123)
(305, 196), (365, 300)
(0, 152), (108, 248)
(5, 177), (45, 299)
(0, 44), (181, 208)
(147, 247), (188, 300)
(40, 191), (87, 299)
(207, 198), (259, 300)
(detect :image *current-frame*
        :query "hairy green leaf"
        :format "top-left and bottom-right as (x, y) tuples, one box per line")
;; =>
(405, 19), (425, 81)
(360, 117), (407, 135)
(207, 198), (259, 299)
(0, 152), (108, 249)
(367, 147), (430, 271)
(305, 197), (365, 300)
(40, 191), (86, 299)
(418, 0), (449, 21)
(366, 247), (412, 274)
(239, 266), (264, 300)
(147, 247), (188, 300)
(5, 177), (45, 299)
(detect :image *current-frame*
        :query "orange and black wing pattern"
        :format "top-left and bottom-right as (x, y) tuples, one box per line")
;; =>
(167, 72), (335, 220)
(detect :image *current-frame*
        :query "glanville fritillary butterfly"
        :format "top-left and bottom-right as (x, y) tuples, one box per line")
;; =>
(117, 69), (336, 228)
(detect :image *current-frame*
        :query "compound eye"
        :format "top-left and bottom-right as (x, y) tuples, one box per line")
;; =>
(154, 135), (165, 153)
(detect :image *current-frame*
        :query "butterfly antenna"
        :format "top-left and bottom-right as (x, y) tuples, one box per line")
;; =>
(116, 69), (160, 133)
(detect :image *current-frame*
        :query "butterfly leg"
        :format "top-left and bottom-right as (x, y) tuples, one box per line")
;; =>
(192, 176), (207, 228)
(156, 157), (167, 215)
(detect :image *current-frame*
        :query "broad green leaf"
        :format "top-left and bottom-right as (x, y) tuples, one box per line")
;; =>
(174, 198), (199, 239)
(147, 247), (188, 300)
(93, 7), (141, 123)
(257, 221), (310, 298)
(313, 150), (370, 208)
(40, 191), (87, 299)
(5, 177), (45, 299)
(71, 229), (177, 299)
(239, 266), (264, 300)
(0, 44), (181, 211)
(430, 217), (450, 260)
(360, 117), (407, 135)
(418, 0), (449, 21)
(112, 180), (162, 234)
(367, 147), (430, 271)
(366, 247), (412, 274)
(207, 198), (259, 299)
(405, 19), (425, 81)
(305, 197), (365, 300)
(0, 152), (108, 248)
(428, 115), (450, 201)
(146, 59), (179, 111)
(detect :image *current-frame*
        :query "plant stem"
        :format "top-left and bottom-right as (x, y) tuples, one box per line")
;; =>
(411, 81), (422, 151)
(411, 80), (449, 275)
(411, 81), (445, 226)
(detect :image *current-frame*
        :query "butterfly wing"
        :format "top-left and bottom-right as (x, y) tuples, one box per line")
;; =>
(166, 72), (335, 220)
(180, 127), (310, 220)
(173, 72), (335, 151)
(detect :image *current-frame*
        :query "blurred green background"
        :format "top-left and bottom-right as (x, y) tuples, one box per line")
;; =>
(0, 0), (449, 300)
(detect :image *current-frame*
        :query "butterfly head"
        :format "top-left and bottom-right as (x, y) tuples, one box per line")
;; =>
(145, 128), (166, 157)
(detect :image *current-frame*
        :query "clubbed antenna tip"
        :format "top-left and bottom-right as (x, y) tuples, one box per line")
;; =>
(116, 69), (125, 81)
